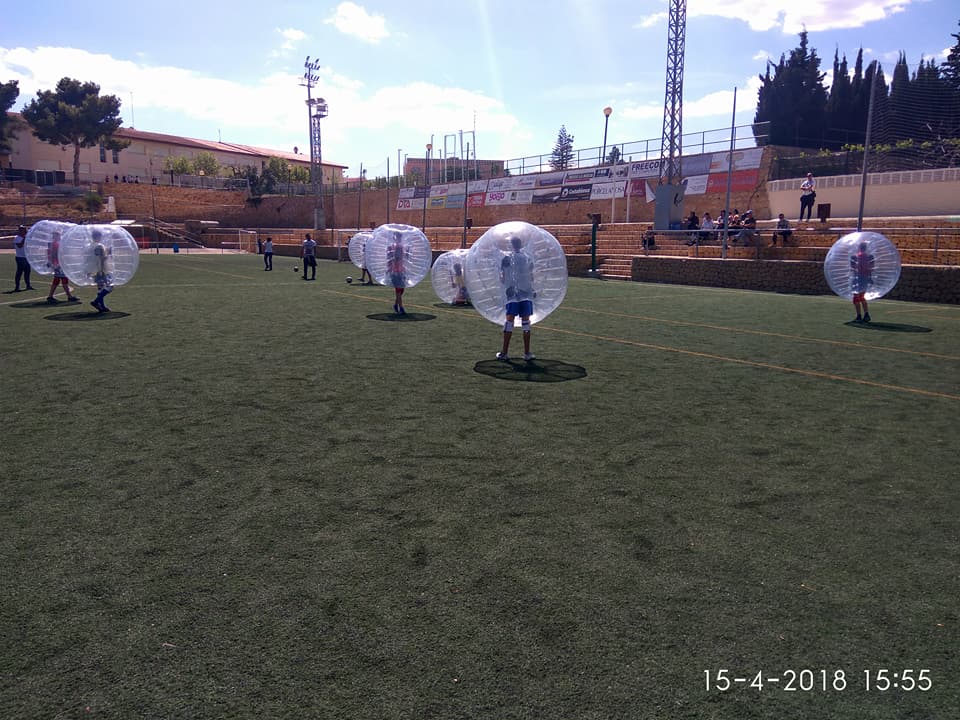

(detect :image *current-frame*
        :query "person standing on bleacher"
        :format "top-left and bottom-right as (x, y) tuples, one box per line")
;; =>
(799, 172), (817, 222)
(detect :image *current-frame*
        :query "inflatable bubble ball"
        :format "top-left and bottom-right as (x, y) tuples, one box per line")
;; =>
(365, 223), (432, 288)
(824, 231), (901, 301)
(24, 220), (76, 276)
(464, 220), (568, 327)
(348, 231), (373, 270)
(59, 224), (141, 288)
(431, 248), (472, 305)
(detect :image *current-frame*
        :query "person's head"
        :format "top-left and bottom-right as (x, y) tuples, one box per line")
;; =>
(778, 213), (785, 220)
(806, 173), (813, 179)
(509, 235), (523, 252)
(703, 212), (711, 219)
(305, 233), (311, 241)
(453, 262), (462, 275)
(17, 224), (26, 235)
(859, 241), (868, 252)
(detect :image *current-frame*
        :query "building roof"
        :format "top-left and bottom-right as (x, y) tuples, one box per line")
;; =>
(116, 126), (347, 169)
(4, 112), (346, 169)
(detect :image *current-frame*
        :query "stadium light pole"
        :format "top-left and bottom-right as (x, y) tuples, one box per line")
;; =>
(601, 106), (612, 165)
(421, 142), (432, 230)
(397, 148), (403, 189)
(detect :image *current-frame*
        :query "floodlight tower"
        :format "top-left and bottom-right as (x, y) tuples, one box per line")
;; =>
(302, 56), (328, 230)
(654, 0), (687, 230)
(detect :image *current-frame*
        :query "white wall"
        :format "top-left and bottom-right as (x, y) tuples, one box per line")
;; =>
(768, 168), (960, 220)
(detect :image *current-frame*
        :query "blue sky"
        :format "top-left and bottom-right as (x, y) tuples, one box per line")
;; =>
(2, 1), (957, 178)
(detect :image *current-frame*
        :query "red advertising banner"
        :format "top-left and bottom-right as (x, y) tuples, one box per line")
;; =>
(706, 168), (761, 194)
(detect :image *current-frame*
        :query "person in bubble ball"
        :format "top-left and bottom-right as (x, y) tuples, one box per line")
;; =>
(90, 232), (114, 313)
(496, 234), (536, 362)
(850, 240), (875, 323)
(451, 261), (469, 305)
(387, 234), (408, 314)
(46, 232), (79, 304)
(359, 239), (374, 285)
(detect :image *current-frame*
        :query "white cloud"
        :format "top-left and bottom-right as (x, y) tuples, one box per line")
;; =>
(325, 2), (389, 44)
(0, 45), (523, 162)
(687, 0), (914, 34)
(635, 12), (667, 29)
(277, 28), (306, 51)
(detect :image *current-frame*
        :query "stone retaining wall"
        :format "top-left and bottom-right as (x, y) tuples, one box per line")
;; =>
(600, 257), (960, 304)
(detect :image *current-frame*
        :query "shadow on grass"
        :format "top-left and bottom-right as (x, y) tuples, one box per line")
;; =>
(367, 312), (435, 322)
(432, 302), (473, 310)
(474, 358), (587, 383)
(845, 320), (932, 333)
(46, 311), (131, 322)
(10, 299), (85, 309)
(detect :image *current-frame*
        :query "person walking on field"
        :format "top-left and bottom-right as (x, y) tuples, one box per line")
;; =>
(799, 172), (817, 222)
(301, 233), (317, 280)
(263, 238), (274, 271)
(13, 225), (33, 291)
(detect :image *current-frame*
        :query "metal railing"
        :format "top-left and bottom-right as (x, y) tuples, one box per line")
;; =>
(502, 122), (769, 177)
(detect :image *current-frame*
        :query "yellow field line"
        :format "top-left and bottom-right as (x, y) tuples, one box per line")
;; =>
(320, 290), (960, 401)
(564, 305), (960, 361)
(543, 326), (960, 401)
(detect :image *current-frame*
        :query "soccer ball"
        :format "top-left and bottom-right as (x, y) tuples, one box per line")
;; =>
(346, 276), (353, 284)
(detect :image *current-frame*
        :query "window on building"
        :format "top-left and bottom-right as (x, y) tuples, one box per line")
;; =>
(112, 148), (120, 164)
(99, 143), (106, 163)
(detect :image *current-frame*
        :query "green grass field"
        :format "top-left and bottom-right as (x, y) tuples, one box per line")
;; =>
(2, 252), (958, 719)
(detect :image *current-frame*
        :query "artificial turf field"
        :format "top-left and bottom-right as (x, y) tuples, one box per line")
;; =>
(1, 251), (958, 720)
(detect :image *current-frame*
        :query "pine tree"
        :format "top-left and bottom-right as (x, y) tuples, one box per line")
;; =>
(753, 31), (829, 148)
(549, 125), (575, 170)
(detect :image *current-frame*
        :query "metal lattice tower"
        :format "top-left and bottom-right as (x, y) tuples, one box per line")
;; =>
(658, 0), (686, 186)
(301, 57), (327, 204)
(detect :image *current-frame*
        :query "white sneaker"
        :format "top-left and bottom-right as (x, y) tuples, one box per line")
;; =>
(496, 352), (509, 361)
(523, 352), (535, 361)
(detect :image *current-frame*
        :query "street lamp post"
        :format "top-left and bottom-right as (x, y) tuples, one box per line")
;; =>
(601, 106), (612, 165)
(421, 143), (432, 230)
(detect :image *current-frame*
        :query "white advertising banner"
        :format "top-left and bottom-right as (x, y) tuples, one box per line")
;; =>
(485, 189), (534, 206)
(487, 177), (515, 192)
(683, 174), (709, 196)
(629, 159), (663, 179)
(589, 181), (627, 200)
(709, 147), (763, 172)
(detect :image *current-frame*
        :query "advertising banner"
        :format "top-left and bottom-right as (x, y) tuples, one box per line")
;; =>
(682, 153), (713, 176)
(487, 177), (515, 192)
(559, 184), (593, 201)
(589, 181), (626, 200)
(429, 184), (452, 198)
(445, 193), (466, 209)
(398, 187), (416, 199)
(536, 171), (566, 187)
(467, 192), (486, 208)
(485, 189), (533, 206)
(709, 147), (763, 173)
(706, 168), (761, 194)
(396, 197), (424, 211)
(513, 175), (537, 190)
(563, 169), (598, 185)
(683, 174), (709, 196)
(429, 197), (447, 209)
(532, 187), (563, 203)
(414, 186), (430, 199)
(467, 179), (488, 194)
(629, 159), (663, 179)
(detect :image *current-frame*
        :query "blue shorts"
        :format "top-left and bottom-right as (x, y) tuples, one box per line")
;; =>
(390, 272), (406, 288)
(505, 300), (533, 318)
